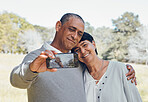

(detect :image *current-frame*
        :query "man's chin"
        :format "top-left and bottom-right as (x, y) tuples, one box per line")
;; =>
(66, 44), (75, 49)
(67, 46), (75, 50)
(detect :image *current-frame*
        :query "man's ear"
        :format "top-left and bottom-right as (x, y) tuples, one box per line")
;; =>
(56, 21), (62, 32)
(92, 41), (96, 48)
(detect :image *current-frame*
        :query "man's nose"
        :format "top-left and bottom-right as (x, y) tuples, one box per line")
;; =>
(71, 31), (78, 39)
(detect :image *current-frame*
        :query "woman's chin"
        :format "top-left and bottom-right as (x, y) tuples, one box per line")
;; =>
(82, 58), (92, 64)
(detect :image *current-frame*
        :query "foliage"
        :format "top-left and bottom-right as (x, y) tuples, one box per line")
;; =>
(0, 13), (19, 53)
(112, 12), (141, 36)
(0, 11), (146, 64)
(0, 12), (34, 53)
(128, 26), (148, 64)
(93, 27), (114, 58)
(102, 12), (142, 61)
(18, 30), (43, 53)
(34, 25), (55, 42)
(85, 22), (95, 34)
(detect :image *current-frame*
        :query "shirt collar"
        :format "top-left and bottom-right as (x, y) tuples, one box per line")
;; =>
(43, 42), (71, 53)
(84, 69), (97, 84)
(43, 42), (62, 53)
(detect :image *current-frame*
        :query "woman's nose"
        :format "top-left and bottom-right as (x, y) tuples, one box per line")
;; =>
(80, 48), (85, 54)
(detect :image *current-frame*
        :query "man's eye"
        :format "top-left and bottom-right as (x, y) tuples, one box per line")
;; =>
(78, 32), (83, 37)
(68, 28), (75, 32)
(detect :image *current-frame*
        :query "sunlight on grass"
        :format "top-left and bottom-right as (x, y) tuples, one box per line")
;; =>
(0, 54), (27, 102)
(131, 64), (148, 102)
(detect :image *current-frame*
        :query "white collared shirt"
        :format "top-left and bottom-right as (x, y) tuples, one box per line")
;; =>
(84, 69), (106, 102)
(83, 61), (142, 102)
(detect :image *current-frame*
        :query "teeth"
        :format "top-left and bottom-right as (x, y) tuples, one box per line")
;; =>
(83, 54), (89, 58)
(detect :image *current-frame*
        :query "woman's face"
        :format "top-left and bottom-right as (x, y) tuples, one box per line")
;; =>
(74, 40), (96, 64)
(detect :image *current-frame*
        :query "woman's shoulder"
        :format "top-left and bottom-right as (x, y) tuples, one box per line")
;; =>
(109, 61), (127, 73)
(109, 61), (125, 68)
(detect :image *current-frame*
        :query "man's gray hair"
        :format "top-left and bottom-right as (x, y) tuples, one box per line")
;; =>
(60, 13), (84, 25)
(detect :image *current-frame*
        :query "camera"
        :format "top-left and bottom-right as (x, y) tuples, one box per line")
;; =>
(46, 53), (79, 68)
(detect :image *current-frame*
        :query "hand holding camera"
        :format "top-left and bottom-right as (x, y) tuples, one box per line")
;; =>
(29, 50), (58, 73)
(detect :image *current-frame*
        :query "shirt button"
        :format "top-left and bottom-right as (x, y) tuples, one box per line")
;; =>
(99, 89), (101, 91)
(102, 82), (104, 84)
(105, 76), (107, 78)
(98, 96), (100, 98)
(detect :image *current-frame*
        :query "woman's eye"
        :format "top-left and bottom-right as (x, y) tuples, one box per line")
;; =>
(83, 44), (87, 47)
(75, 49), (80, 52)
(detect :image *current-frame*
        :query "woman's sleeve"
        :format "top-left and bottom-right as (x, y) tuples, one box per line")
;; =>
(121, 64), (143, 102)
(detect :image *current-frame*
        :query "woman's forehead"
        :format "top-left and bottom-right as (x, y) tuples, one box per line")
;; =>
(77, 40), (90, 46)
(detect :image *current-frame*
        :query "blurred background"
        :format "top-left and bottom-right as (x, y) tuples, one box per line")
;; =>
(0, 0), (148, 102)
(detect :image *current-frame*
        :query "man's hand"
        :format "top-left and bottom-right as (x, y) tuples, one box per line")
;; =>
(29, 50), (58, 73)
(126, 64), (137, 85)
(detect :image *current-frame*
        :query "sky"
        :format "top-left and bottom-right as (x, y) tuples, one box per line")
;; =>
(0, 0), (148, 28)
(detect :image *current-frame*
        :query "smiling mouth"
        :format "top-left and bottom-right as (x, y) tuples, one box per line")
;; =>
(67, 38), (75, 44)
(82, 53), (89, 58)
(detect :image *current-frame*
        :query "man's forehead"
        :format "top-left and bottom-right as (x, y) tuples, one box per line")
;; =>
(68, 18), (84, 31)
(67, 17), (84, 25)
(69, 17), (83, 22)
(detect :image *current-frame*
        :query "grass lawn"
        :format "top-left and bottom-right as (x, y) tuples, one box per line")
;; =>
(0, 53), (148, 102)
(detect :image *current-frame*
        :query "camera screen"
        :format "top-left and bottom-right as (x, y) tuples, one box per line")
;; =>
(46, 53), (79, 68)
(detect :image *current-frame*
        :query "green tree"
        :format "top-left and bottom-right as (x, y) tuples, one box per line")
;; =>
(18, 30), (43, 53)
(112, 12), (141, 36)
(102, 12), (142, 61)
(128, 26), (148, 64)
(93, 27), (114, 58)
(0, 12), (34, 53)
(0, 13), (19, 53)
(34, 25), (55, 42)
(85, 22), (95, 34)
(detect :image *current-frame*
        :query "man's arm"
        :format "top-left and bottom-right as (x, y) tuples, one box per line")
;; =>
(10, 52), (39, 89)
(123, 65), (142, 102)
(10, 50), (57, 89)
(125, 64), (137, 85)
(10, 62), (39, 89)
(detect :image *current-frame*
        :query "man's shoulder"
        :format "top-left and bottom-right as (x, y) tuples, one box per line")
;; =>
(23, 45), (45, 62)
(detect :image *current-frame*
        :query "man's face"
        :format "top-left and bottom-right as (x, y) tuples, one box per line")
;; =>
(57, 17), (84, 51)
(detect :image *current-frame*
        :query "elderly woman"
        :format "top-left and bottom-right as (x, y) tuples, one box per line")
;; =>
(71, 32), (142, 102)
